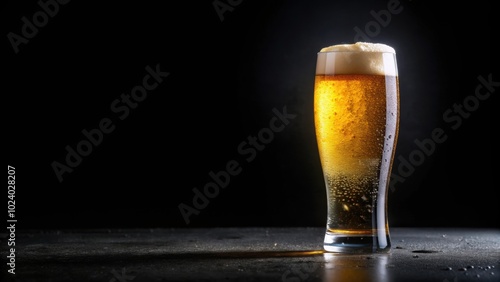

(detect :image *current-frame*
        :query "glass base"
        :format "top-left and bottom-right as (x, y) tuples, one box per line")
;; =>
(324, 232), (391, 253)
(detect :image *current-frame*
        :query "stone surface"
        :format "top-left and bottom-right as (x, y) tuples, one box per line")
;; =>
(1, 227), (499, 281)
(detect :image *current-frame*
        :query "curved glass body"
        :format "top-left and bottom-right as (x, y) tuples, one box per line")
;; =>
(314, 46), (399, 253)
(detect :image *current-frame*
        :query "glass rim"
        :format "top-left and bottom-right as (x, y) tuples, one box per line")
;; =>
(317, 51), (396, 55)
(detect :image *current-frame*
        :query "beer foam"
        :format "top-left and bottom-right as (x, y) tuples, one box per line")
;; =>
(320, 42), (395, 53)
(316, 42), (397, 76)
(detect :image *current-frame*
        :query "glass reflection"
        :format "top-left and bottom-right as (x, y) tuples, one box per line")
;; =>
(322, 252), (390, 282)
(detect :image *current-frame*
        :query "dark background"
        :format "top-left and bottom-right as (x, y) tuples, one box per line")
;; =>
(3, 0), (497, 230)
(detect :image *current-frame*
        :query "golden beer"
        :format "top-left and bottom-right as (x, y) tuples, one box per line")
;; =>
(314, 42), (399, 252)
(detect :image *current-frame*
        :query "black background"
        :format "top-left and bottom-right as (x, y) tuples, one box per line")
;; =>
(3, 0), (498, 230)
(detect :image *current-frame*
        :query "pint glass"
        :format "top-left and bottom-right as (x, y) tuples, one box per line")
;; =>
(314, 42), (399, 253)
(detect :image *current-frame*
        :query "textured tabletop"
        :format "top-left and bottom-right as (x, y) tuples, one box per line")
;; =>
(1, 227), (499, 281)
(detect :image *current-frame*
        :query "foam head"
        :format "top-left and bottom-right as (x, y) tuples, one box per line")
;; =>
(316, 42), (397, 76)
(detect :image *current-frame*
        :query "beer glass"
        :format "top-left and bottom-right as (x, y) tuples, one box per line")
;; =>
(314, 42), (399, 253)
